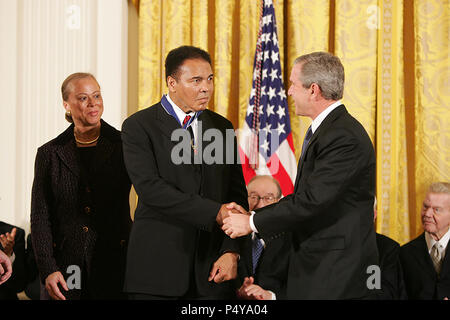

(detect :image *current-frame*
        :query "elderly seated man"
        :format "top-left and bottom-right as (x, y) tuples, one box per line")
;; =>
(400, 182), (450, 300)
(237, 175), (290, 300)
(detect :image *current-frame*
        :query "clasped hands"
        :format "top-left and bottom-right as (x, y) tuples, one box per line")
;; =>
(216, 202), (252, 239)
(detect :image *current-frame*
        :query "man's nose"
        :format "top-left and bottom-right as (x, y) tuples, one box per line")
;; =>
(424, 206), (434, 217)
(254, 199), (264, 209)
(204, 80), (215, 92)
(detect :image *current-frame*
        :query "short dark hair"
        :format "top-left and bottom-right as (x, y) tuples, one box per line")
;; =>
(165, 45), (212, 83)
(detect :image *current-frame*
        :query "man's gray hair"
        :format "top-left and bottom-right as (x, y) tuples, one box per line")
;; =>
(294, 52), (345, 100)
(428, 182), (450, 195)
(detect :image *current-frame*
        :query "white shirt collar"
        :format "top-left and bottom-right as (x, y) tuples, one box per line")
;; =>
(425, 228), (450, 255)
(166, 93), (195, 125)
(311, 100), (342, 133)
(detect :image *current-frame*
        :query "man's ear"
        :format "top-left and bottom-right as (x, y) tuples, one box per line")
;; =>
(310, 83), (322, 100)
(167, 75), (177, 92)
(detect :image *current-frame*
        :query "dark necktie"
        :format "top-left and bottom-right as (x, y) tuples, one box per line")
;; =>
(300, 126), (312, 159)
(252, 235), (264, 275)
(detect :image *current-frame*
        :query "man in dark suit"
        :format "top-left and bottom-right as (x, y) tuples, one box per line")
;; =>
(375, 233), (408, 300)
(372, 198), (407, 300)
(400, 182), (450, 300)
(236, 175), (290, 300)
(122, 45), (248, 300)
(222, 51), (379, 299)
(0, 222), (26, 299)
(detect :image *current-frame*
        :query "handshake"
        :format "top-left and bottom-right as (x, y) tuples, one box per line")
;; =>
(216, 202), (253, 238)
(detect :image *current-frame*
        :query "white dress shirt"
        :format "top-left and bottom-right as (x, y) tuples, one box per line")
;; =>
(425, 228), (450, 259)
(166, 93), (198, 142)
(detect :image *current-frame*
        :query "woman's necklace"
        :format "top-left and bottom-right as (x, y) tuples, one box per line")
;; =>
(74, 131), (100, 145)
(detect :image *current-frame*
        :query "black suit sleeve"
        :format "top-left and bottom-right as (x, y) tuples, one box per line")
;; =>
(219, 130), (249, 255)
(122, 114), (221, 232)
(25, 234), (38, 283)
(377, 239), (407, 300)
(30, 147), (59, 282)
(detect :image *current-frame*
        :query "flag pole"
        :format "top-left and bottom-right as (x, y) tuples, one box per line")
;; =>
(250, 0), (264, 169)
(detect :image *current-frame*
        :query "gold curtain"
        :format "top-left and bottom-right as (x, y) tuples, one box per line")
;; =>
(413, 0), (450, 236)
(135, 0), (450, 244)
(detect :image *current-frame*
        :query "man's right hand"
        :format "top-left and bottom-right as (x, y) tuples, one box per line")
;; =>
(45, 271), (69, 300)
(0, 250), (12, 285)
(0, 228), (17, 256)
(237, 276), (272, 300)
(216, 202), (249, 225)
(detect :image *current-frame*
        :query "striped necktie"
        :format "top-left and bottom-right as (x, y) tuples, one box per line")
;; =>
(252, 235), (264, 274)
(431, 242), (443, 275)
(300, 126), (312, 159)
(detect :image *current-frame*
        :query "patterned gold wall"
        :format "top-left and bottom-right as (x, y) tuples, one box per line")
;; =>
(135, 0), (450, 244)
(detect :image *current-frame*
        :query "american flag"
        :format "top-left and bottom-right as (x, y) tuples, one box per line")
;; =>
(238, 0), (297, 196)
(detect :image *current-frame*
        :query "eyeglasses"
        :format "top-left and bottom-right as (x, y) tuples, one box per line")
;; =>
(248, 194), (278, 204)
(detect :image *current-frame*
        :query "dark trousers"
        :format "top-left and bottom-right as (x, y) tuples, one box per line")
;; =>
(128, 275), (200, 300)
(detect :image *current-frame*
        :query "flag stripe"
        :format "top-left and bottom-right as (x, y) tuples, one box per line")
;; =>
(267, 152), (294, 195)
(240, 0), (297, 196)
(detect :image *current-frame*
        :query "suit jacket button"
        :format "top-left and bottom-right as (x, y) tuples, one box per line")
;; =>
(83, 226), (89, 233)
(84, 206), (91, 214)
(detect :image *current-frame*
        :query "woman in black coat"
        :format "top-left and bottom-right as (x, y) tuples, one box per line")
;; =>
(31, 72), (132, 300)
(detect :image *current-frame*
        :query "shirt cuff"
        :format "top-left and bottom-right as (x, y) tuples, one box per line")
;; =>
(249, 211), (258, 233)
(268, 290), (276, 300)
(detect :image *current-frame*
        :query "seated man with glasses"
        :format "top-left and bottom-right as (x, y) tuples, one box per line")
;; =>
(236, 175), (291, 300)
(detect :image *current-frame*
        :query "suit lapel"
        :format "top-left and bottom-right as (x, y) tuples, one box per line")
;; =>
(198, 111), (213, 172)
(155, 103), (184, 141)
(410, 233), (437, 278)
(438, 238), (450, 278)
(56, 120), (118, 178)
(293, 105), (347, 193)
(55, 125), (80, 178)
